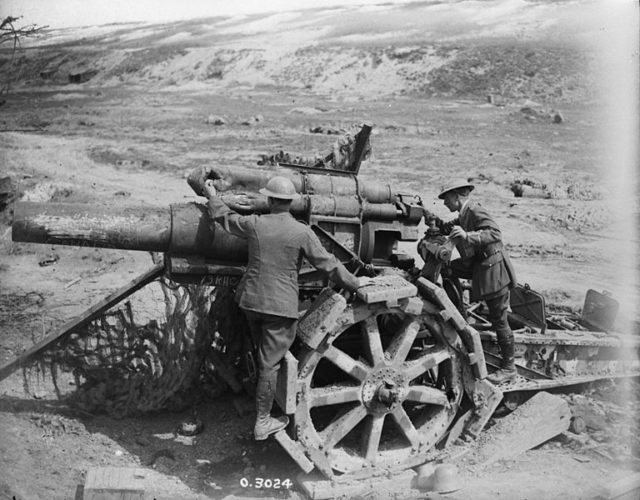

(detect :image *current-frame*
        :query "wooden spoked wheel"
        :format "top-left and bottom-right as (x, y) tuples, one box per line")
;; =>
(294, 299), (464, 476)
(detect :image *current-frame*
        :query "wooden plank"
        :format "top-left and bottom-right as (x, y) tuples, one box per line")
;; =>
(275, 351), (298, 414)
(274, 430), (314, 474)
(444, 409), (474, 447)
(416, 277), (466, 329)
(297, 288), (346, 349)
(596, 472), (640, 500)
(84, 467), (146, 500)
(350, 124), (372, 174)
(462, 379), (503, 439)
(356, 274), (417, 304)
(297, 469), (415, 500)
(0, 263), (164, 382)
(475, 391), (570, 466)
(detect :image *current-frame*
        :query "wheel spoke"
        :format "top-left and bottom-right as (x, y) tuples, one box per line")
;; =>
(390, 406), (421, 448)
(385, 318), (421, 366)
(403, 346), (451, 381)
(324, 345), (370, 382)
(310, 384), (362, 408)
(405, 385), (449, 406)
(361, 316), (385, 366)
(361, 415), (385, 462)
(319, 405), (368, 449)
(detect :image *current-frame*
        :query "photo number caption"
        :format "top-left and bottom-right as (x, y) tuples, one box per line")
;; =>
(240, 477), (293, 489)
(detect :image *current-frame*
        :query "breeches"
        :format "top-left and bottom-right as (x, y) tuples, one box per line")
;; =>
(485, 291), (511, 333)
(243, 309), (297, 378)
(448, 259), (511, 332)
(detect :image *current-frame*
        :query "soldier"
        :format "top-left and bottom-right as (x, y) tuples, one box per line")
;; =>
(423, 179), (517, 384)
(203, 176), (371, 440)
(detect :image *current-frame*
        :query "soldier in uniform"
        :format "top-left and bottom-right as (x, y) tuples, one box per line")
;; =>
(203, 176), (371, 440)
(423, 179), (518, 384)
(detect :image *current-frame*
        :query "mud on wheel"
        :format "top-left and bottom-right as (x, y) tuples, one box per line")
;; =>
(293, 295), (464, 476)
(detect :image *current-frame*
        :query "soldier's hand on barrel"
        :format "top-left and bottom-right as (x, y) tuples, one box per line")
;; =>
(449, 225), (467, 240)
(203, 179), (217, 197)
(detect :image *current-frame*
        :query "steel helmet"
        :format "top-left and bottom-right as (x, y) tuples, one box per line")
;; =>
(431, 464), (461, 493)
(438, 179), (475, 199)
(259, 176), (300, 200)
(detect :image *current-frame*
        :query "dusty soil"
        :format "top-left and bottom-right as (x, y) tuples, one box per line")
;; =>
(1, 3), (638, 499)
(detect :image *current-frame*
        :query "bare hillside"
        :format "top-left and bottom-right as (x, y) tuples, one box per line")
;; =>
(2, 2), (601, 102)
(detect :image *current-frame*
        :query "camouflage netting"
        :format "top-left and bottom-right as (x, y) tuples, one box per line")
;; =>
(23, 278), (246, 417)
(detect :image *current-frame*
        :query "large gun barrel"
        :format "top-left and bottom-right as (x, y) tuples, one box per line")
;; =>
(191, 165), (396, 203)
(13, 152), (424, 267)
(12, 193), (420, 260)
(11, 201), (249, 263)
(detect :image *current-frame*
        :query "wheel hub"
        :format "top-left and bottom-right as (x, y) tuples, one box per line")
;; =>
(361, 366), (407, 413)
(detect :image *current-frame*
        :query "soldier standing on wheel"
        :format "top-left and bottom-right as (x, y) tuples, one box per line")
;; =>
(202, 176), (372, 440)
(423, 179), (518, 384)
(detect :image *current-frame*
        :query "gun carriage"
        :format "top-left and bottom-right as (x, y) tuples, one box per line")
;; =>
(3, 126), (639, 480)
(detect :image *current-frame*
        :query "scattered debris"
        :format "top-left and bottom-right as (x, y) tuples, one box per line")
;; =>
(204, 115), (227, 125)
(510, 178), (549, 198)
(288, 107), (325, 114)
(174, 435), (196, 446)
(309, 126), (342, 134)
(257, 125), (371, 172)
(241, 114), (263, 126)
(177, 417), (203, 436)
(38, 253), (59, 267)
(257, 150), (321, 167)
(152, 433), (175, 441)
(519, 106), (564, 123)
(64, 277), (82, 289)
(68, 69), (98, 84)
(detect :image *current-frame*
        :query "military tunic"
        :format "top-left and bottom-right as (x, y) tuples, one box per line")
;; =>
(208, 196), (359, 317)
(439, 201), (517, 302)
(208, 195), (360, 377)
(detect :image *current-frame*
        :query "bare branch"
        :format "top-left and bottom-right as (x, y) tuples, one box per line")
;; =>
(0, 16), (48, 104)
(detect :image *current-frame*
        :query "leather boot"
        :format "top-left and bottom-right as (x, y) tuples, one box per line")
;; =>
(254, 373), (289, 441)
(487, 330), (517, 384)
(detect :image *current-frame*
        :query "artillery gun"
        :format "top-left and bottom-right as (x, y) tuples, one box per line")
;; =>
(3, 125), (639, 482)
